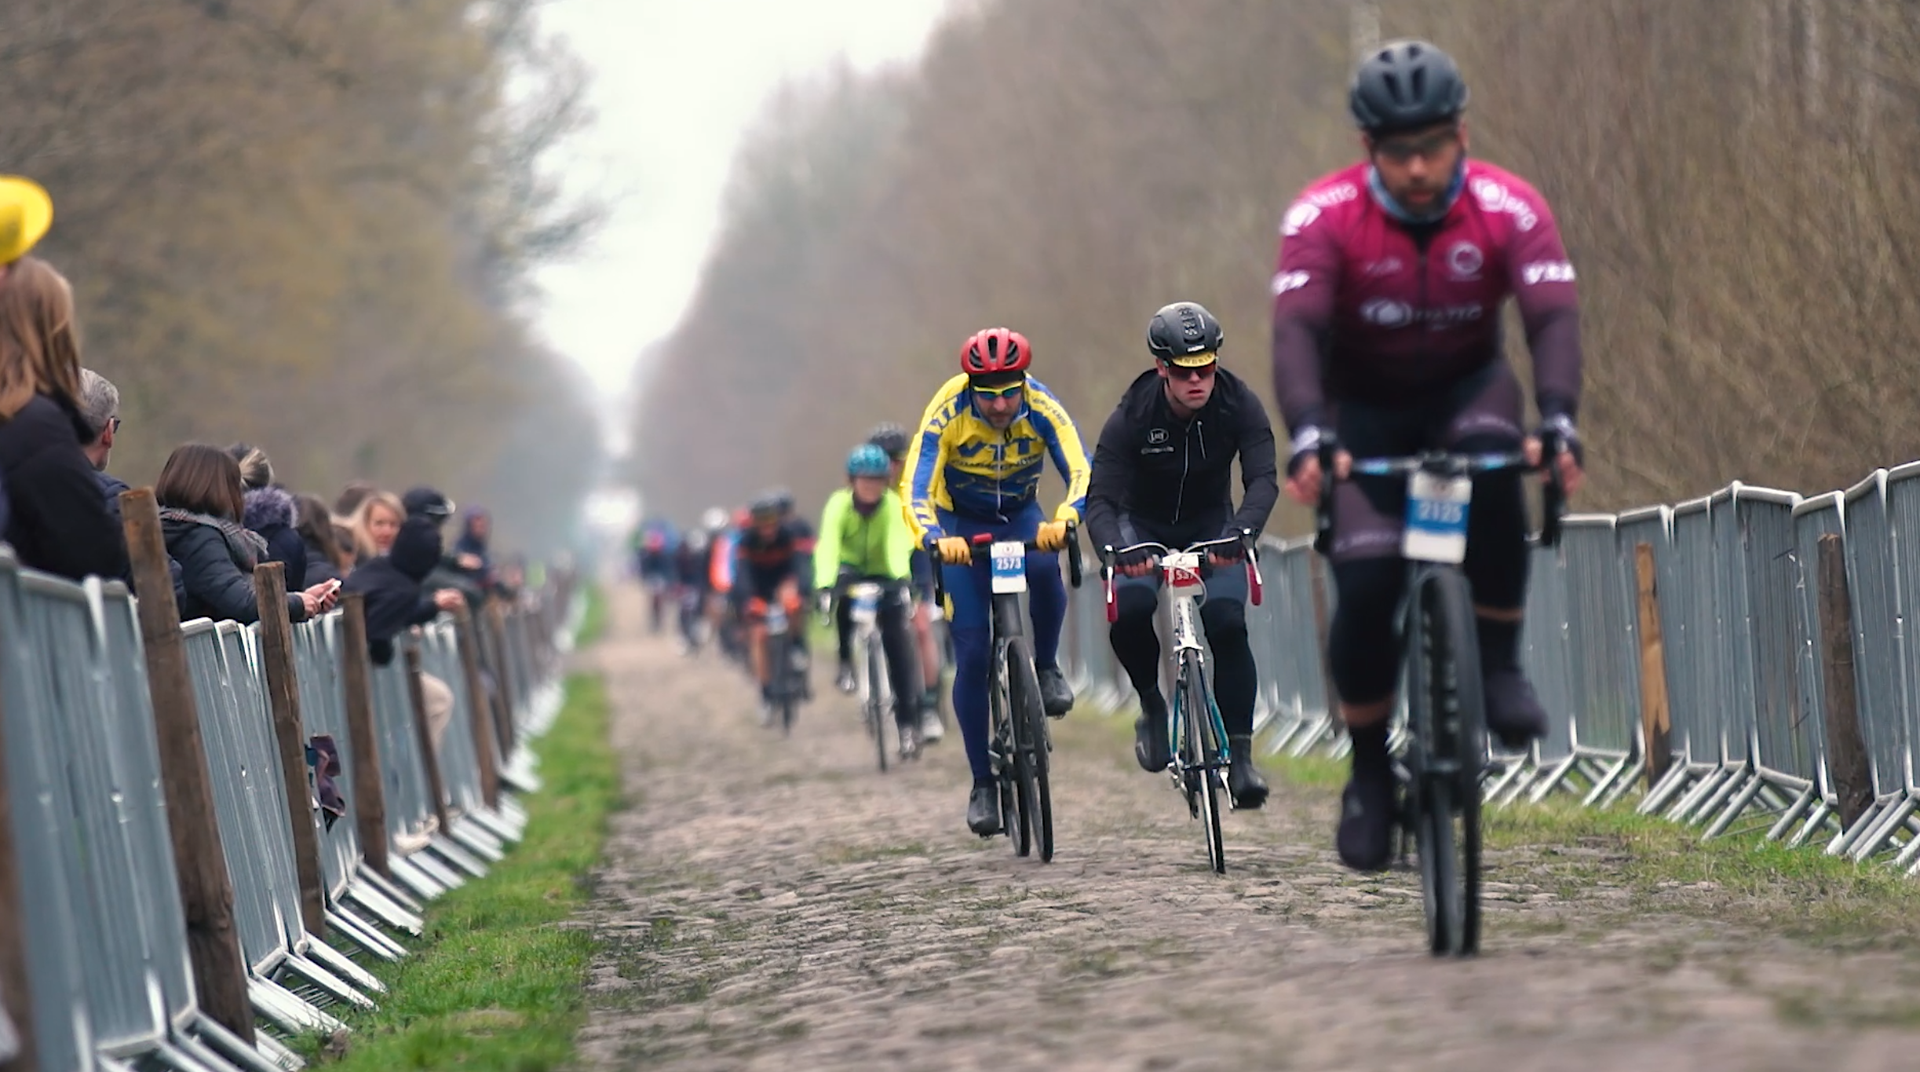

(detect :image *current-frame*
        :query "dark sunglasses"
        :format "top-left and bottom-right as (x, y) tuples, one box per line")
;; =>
(1371, 126), (1460, 165)
(1163, 362), (1216, 382)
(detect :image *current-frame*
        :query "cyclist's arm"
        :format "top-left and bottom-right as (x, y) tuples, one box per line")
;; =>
(1503, 184), (1583, 420)
(1269, 203), (1344, 435)
(1082, 399), (1134, 553)
(787, 520), (817, 592)
(813, 491), (849, 590)
(1229, 385), (1280, 536)
(1027, 381), (1090, 525)
(880, 489), (916, 580)
(903, 382), (960, 542)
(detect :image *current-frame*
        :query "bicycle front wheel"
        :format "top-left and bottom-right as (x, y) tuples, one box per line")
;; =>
(1008, 637), (1054, 863)
(1184, 660), (1226, 874)
(990, 647), (1031, 855)
(867, 636), (889, 773)
(1407, 567), (1484, 956)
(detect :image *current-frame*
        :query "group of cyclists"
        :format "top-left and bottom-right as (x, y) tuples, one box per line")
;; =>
(642, 40), (1588, 874)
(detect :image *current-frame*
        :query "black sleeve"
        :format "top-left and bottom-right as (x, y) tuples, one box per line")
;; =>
(369, 637), (395, 666)
(1229, 386), (1280, 538)
(9, 443), (129, 582)
(405, 592), (441, 627)
(266, 528), (308, 591)
(1083, 401), (1135, 555)
(175, 530), (261, 624)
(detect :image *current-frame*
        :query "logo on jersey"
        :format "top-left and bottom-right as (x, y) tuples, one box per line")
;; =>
(1271, 270), (1310, 295)
(1446, 241), (1483, 281)
(1364, 257), (1404, 277)
(1360, 299), (1413, 328)
(1469, 177), (1539, 232)
(1281, 203), (1320, 237)
(1522, 260), (1577, 285)
(1147, 428), (1170, 445)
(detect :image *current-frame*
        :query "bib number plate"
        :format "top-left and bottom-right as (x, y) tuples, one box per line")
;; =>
(990, 541), (1028, 594)
(1404, 472), (1472, 564)
(1162, 551), (1204, 590)
(847, 582), (880, 624)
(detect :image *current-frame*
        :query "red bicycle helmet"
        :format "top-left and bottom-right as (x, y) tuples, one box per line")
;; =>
(959, 327), (1032, 377)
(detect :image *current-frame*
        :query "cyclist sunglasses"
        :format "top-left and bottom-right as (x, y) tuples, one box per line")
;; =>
(1162, 360), (1217, 382)
(972, 380), (1025, 400)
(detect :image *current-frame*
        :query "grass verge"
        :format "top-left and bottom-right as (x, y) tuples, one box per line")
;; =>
(304, 670), (617, 1071)
(575, 585), (608, 647)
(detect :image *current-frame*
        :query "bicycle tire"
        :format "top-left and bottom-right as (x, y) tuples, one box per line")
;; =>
(991, 650), (1032, 855)
(1186, 662), (1226, 874)
(868, 634), (889, 773)
(1008, 637), (1054, 863)
(1407, 567), (1485, 957)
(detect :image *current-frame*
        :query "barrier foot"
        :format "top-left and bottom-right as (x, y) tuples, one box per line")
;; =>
(1525, 753), (1582, 804)
(1848, 797), (1915, 861)
(1763, 785), (1819, 842)
(1581, 753), (1632, 808)
(249, 973), (345, 1035)
(1789, 801), (1836, 850)
(1665, 766), (1729, 824)
(325, 906), (406, 961)
(355, 864), (424, 914)
(1689, 768), (1754, 828)
(190, 1012), (296, 1072)
(1826, 798), (1882, 856)
(347, 880), (424, 936)
(392, 851), (459, 896)
(301, 933), (388, 995)
(278, 951), (378, 1011)
(1701, 774), (1768, 840)
(1636, 762), (1689, 815)
(427, 832), (491, 878)
(447, 818), (507, 861)
(464, 804), (525, 844)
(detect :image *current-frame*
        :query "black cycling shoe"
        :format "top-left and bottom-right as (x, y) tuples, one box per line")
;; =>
(1227, 735), (1269, 809)
(966, 784), (1001, 836)
(1483, 668), (1548, 751)
(1133, 694), (1169, 772)
(1037, 665), (1074, 718)
(1336, 769), (1397, 872)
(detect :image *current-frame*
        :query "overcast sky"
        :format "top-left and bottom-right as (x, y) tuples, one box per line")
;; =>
(531, 0), (954, 449)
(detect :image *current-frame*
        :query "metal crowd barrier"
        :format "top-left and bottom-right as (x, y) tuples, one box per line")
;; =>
(2, 554), (575, 1072)
(1052, 463), (1920, 872)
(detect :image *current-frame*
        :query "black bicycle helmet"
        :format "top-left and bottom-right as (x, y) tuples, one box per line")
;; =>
(1146, 302), (1224, 364)
(1349, 40), (1469, 135)
(866, 422), (909, 458)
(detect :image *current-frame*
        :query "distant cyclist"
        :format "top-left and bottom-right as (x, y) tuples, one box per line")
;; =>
(736, 491), (816, 724)
(817, 443), (924, 751)
(1271, 40), (1585, 871)
(1085, 301), (1278, 808)
(868, 420), (946, 744)
(903, 327), (1090, 836)
(673, 509), (726, 653)
(635, 520), (677, 632)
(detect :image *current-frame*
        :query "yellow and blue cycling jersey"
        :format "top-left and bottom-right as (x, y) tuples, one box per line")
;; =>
(902, 373), (1091, 541)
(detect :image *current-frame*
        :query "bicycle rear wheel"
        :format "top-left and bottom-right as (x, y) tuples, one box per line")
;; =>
(867, 635), (889, 773)
(990, 650), (1032, 855)
(1008, 637), (1054, 863)
(1184, 661), (1226, 874)
(1407, 567), (1484, 957)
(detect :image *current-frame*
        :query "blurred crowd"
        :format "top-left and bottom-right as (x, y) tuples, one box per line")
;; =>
(0, 174), (530, 723)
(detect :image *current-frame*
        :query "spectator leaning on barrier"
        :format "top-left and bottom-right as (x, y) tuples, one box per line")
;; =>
(158, 443), (339, 624)
(0, 258), (128, 581)
(406, 486), (486, 609)
(295, 492), (350, 586)
(350, 490), (405, 564)
(343, 512), (462, 744)
(228, 442), (308, 589)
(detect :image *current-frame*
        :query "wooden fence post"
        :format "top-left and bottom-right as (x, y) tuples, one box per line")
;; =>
(452, 606), (501, 809)
(404, 646), (452, 835)
(338, 594), (389, 878)
(252, 563), (326, 938)
(1818, 533), (1874, 828)
(484, 601), (518, 756)
(1634, 542), (1673, 789)
(0, 706), (38, 1072)
(120, 489), (254, 1043)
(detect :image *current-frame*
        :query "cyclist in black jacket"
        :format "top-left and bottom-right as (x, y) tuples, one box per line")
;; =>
(1085, 301), (1280, 807)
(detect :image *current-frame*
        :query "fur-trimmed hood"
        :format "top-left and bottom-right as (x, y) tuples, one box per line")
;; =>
(243, 485), (296, 533)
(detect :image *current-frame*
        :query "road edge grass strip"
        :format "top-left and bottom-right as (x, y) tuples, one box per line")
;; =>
(301, 667), (617, 1070)
(575, 585), (608, 647)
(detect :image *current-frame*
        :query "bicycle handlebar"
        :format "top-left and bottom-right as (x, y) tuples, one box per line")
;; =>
(1098, 530), (1263, 621)
(928, 521), (1083, 610)
(1312, 442), (1566, 556)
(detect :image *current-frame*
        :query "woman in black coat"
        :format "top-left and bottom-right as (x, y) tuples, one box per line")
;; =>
(230, 442), (308, 588)
(0, 257), (127, 581)
(157, 444), (339, 624)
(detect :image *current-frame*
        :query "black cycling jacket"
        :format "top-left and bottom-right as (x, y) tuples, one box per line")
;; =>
(1084, 367), (1279, 553)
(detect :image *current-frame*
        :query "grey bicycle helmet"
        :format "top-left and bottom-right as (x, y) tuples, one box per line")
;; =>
(1349, 40), (1469, 135)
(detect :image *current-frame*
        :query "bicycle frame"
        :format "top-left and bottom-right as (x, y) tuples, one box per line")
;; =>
(845, 582), (892, 722)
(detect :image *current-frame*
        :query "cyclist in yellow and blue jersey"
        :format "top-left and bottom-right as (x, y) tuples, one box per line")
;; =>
(902, 326), (1091, 836)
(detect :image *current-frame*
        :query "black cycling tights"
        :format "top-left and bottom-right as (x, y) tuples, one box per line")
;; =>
(1110, 585), (1257, 737)
(1328, 464), (1529, 706)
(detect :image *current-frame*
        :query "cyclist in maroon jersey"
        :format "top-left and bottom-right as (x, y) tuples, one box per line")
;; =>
(1271, 40), (1586, 872)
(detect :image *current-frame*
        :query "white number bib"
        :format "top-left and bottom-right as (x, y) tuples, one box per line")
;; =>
(1403, 471), (1472, 564)
(990, 541), (1028, 594)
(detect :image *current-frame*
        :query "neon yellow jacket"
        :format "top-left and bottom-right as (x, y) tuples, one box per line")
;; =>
(814, 486), (915, 588)
(902, 373), (1091, 542)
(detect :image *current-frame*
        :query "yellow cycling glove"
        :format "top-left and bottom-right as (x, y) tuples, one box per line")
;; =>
(1035, 520), (1070, 552)
(935, 536), (973, 565)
